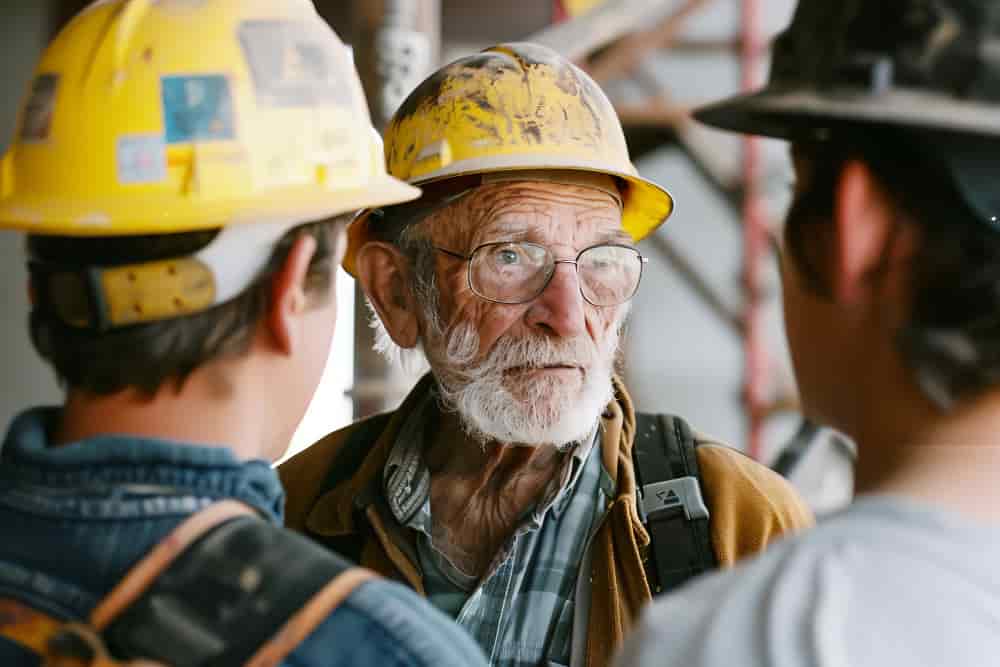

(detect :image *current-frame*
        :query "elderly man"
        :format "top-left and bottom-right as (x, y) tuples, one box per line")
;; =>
(281, 43), (812, 667)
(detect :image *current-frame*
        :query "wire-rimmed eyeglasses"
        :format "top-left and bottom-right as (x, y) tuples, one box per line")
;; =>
(435, 241), (647, 307)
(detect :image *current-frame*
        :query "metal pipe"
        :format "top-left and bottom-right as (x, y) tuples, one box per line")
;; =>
(531, 0), (672, 63)
(351, 0), (440, 417)
(353, 0), (441, 128)
(741, 0), (768, 459)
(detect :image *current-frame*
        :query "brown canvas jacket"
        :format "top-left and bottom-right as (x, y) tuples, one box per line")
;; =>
(280, 375), (814, 667)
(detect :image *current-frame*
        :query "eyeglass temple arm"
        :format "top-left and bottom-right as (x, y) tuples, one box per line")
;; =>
(435, 247), (472, 261)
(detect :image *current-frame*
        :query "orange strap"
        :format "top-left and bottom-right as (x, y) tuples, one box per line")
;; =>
(90, 500), (256, 630)
(245, 568), (376, 667)
(0, 597), (64, 655)
(2, 499), (377, 666)
(0, 603), (163, 666)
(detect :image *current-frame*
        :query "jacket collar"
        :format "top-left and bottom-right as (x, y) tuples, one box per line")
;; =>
(1, 407), (286, 523)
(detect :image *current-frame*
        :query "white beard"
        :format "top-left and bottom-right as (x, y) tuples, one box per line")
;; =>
(425, 315), (625, 448)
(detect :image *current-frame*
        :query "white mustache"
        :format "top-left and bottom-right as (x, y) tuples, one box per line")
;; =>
(439, 322), (599, 386)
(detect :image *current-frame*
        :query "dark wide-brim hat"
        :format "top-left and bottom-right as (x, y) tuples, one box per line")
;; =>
(695, 0), (1000, 140)
(694, 0), (1000, 225)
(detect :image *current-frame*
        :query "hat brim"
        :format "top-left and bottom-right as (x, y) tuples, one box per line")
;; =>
(694, 86), (1000, 140)
(0, 176), (421, 237)
(343, 158), (674, 278)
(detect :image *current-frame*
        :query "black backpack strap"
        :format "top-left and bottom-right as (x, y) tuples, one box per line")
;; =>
(103, 507), (369, 666)
(633, 412), (718, 595)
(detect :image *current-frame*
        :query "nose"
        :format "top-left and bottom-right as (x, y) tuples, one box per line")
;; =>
(524, 261), (587, 338)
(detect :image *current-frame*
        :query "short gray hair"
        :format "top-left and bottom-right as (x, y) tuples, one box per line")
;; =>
(367, 222), (442, 374)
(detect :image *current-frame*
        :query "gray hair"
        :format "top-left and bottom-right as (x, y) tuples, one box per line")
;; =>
(368, 222), (443, 374)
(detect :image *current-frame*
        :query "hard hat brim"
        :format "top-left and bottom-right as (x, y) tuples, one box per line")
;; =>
(342, 161), (673, 278)
(694, 85), (1000, 140)
(0, 176), (421, 237)
(404, 154), (674, 241)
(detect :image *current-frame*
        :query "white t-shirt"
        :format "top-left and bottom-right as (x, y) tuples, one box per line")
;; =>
(615, 495), (1000, 667)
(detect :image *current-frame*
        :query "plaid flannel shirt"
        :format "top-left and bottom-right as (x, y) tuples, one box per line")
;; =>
(383, 393), (615, 667)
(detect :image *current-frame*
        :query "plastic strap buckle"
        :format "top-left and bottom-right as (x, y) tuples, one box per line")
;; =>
(639, 476), (710, 523)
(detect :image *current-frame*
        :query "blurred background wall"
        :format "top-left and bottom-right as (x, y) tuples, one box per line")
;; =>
(0, 3), (60, 432)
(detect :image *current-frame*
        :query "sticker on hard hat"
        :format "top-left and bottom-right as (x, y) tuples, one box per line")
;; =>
(20, 74), (58, 142)
(117, 135), (167, 184)
(238, 21), (352, 108)
(161, 75), (236, 144)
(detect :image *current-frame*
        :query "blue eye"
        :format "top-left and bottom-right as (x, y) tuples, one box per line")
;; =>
(497, 249), (521, 265)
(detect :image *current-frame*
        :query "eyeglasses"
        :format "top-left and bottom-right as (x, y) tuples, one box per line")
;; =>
(435, 241), (647, 307)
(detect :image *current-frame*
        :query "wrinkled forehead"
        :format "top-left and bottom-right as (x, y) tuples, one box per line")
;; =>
(426, 172), (628, 249)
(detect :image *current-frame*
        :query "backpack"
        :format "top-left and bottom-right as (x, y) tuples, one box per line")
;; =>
(0, 501), (373, 666)
(633, 413), (718, 594)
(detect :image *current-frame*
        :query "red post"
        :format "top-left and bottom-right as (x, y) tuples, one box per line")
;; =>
(741, 0), (767, 460)
(553, 0), (569, 23)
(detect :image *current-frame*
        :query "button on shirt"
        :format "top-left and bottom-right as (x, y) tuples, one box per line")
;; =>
(383, 393), (616, 667)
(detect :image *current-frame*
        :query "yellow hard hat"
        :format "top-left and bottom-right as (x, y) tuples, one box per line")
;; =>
(0, 0), (419, 237)
(345, 42), (673, 276)
(5, 0), (421, 331)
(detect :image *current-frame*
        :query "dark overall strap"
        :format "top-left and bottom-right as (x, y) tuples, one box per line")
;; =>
(633, 412), (718, 595)
(0, 501), (373, 667)
(102, 515), (364, 666)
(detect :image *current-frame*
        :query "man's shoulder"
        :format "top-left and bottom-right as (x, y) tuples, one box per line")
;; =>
(694, 438), (811, 521)
(617, 501), (982, 667)
(279, 412), (393, 532)
(614, 527), (834, 667)
(689, 435), (815, 563)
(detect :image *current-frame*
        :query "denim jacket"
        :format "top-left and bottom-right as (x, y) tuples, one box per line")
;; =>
(0, 407), (486, 667)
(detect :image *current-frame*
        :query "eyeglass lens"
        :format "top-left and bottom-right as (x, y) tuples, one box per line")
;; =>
(468, 242), (642, 306)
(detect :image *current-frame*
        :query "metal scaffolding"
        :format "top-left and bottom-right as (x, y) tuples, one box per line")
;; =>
(740, 0), (768, 460)
(533, 0), (781, 459)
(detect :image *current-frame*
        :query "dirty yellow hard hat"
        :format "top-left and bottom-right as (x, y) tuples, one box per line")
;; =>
(0, 0), (420, 330)
(344, 42), (673, 276)
(0, 0), (419, 236)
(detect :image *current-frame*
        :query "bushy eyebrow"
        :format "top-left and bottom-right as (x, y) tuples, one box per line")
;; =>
(472, 223), (633, 250)
(598, 230), (634, 245)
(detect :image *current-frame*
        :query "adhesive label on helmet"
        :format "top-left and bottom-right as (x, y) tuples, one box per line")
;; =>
(20, 74), (58, 142)
(161, 75), (236, 144)
(239, 20), (352, 108)
(117, 134), (167, 184)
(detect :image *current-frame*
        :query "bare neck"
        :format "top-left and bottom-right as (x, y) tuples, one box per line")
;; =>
(846, 353), (1000, 524)
(425, 412), (565, 483)
(424, 411), (567, 576)
(57, 361), (284, 463)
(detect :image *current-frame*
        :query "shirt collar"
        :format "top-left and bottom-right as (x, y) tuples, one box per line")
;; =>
(1, 407), (285, 523)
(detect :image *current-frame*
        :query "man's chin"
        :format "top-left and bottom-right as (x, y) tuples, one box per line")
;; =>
(462, 415), (596, 449)
(501, 367), (586, 402)
(460, 389), (606, 447)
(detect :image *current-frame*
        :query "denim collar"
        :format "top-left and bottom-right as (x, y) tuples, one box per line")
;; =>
(1, 407), (285, 523)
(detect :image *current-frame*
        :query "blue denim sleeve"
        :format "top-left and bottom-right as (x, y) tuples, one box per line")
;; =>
(284, 579), (487, 667)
